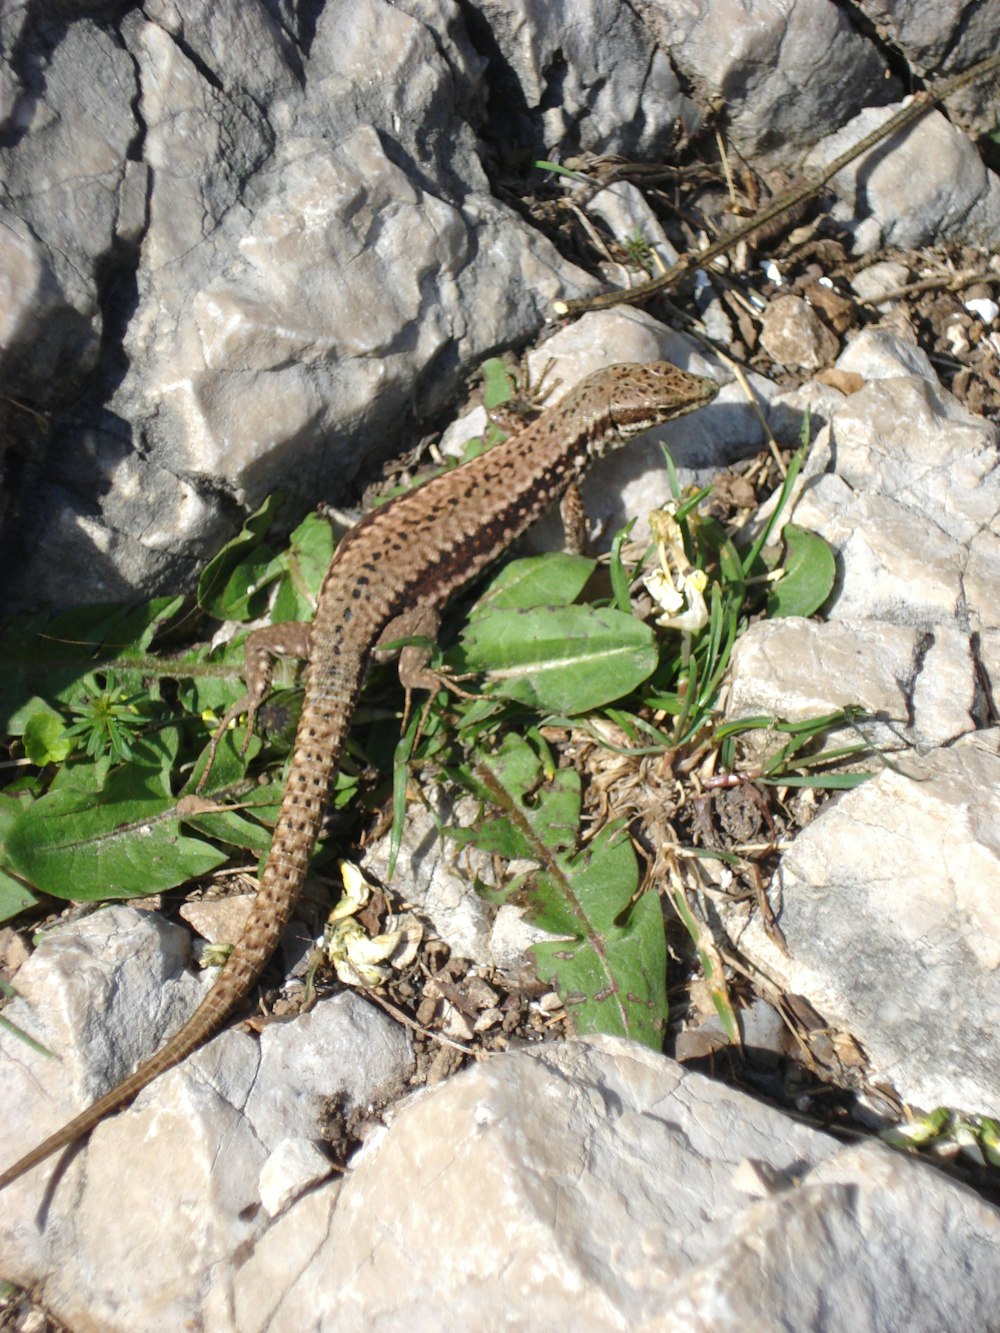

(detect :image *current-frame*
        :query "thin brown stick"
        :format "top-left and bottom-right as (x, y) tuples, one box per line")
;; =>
(858, 269), (1000, 305)
(556, 50), (1000, 317)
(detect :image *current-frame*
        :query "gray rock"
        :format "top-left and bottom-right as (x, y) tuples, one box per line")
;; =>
(725, 616), (977, 750)
(723, 731), (1000, 1116)
(806, 102), (1000, 252)
(641, 0), (892, 159)
(1, 2), (995, 606)
(476, 0), (697, 158)
(235, 1039), (1000, 1333)
(851, 0), (1000, 129)
(721, 325), (1000, 1120)
(0, 904), (412, 1330)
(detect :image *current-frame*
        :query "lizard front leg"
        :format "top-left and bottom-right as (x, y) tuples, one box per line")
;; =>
(374, 604), (480, 736)
(199, 622), (312, 789)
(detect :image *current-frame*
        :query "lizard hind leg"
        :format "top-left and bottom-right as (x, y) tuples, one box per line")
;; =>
(376, 606), (480, 741)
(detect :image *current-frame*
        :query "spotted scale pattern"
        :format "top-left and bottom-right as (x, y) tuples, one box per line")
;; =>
(0, 360), (717, 1190)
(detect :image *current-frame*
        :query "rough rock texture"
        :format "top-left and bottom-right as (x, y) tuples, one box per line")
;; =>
(853, 0), (1000, 128)
(806, 102), (1000, 252)
(725, 330), (1000, 1115)
(0, 906), (413, 1330)
(640, 0), (893, 158)
(4, 1016), (999, 1331)
(3, 4), (1000, 1328)
(721, 729), (1000, 1114)
(2, 0), (997, 605)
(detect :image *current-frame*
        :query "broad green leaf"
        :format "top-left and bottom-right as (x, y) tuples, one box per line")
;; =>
(766, 524), (836, 618)
(5, 765), (227, 900)
(198, 493), (285, 621)
(125, 729), (183, 798)
(0, 793), (40, 922)
(470, 554), (596, 614)
(0, 868), (43, 922)
(456, 605), (657, 714)
(481, 357), (517, 411)
(22, 706), (71, 765)
(449, 815), (537, 862)
(271, 512), (335, 622)
(176, 632), (262, 718)
(182, 807), (275, 854)
(186, 725), (264, 795)
(529, 827), (667, 1047)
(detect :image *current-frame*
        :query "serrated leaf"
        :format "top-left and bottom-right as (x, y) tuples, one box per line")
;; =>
(448, 816), (536, 861)
(468, 734), (667, 1047)
(766, 524), (835, 618)
(456, 604), (657, 714)
(530, 828), (667, 1047)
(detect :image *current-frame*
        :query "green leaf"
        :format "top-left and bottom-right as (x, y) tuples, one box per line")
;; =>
(766, 524), (836, 618)
(182, 807), (275, 855)
(741, 445), (805, 577)
(271, 512), (335, 622)
(533, 159), (592, 184)
(608, 519), (643, 615)
(0, 597), (185, 732)
(186, 725), (263, 795)
(466, 734), (667, 1047)
(530, 827), (667, 1046)
(0, 868), (39, 924)
(5, 765), (228, 900)
(456, 605), (657, 714)
(470, 553), (596, 614)
(386, 702), (424, 882)
(764, 770), (873, 789)
(22, 706), (71, 765)
(481, 358), (517, 411)
(198, 493), (285, 621)
(0, 794), (41, 922)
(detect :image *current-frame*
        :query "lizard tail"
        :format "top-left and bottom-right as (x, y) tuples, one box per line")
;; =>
(0, 681), (363, 1191)
(0, 972), (244, 1190)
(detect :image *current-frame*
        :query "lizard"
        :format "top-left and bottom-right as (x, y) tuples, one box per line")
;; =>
(0, 359), (718, 1192)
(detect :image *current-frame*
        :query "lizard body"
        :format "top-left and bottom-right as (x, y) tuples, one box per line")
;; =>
(0, 360), (717, 1191)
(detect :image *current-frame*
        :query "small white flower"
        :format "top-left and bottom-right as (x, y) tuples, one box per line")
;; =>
(327, 917), (401, 987)
(323, 860), (423, 988)
(327, 859), (371, 922)
(644, 506), (710, 633)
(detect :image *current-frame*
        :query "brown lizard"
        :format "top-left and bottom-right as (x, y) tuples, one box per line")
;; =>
(0, 359), (717, 1191)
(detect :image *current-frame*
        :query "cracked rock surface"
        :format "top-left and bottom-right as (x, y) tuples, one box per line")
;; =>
(2, 2), (1000, 1330)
